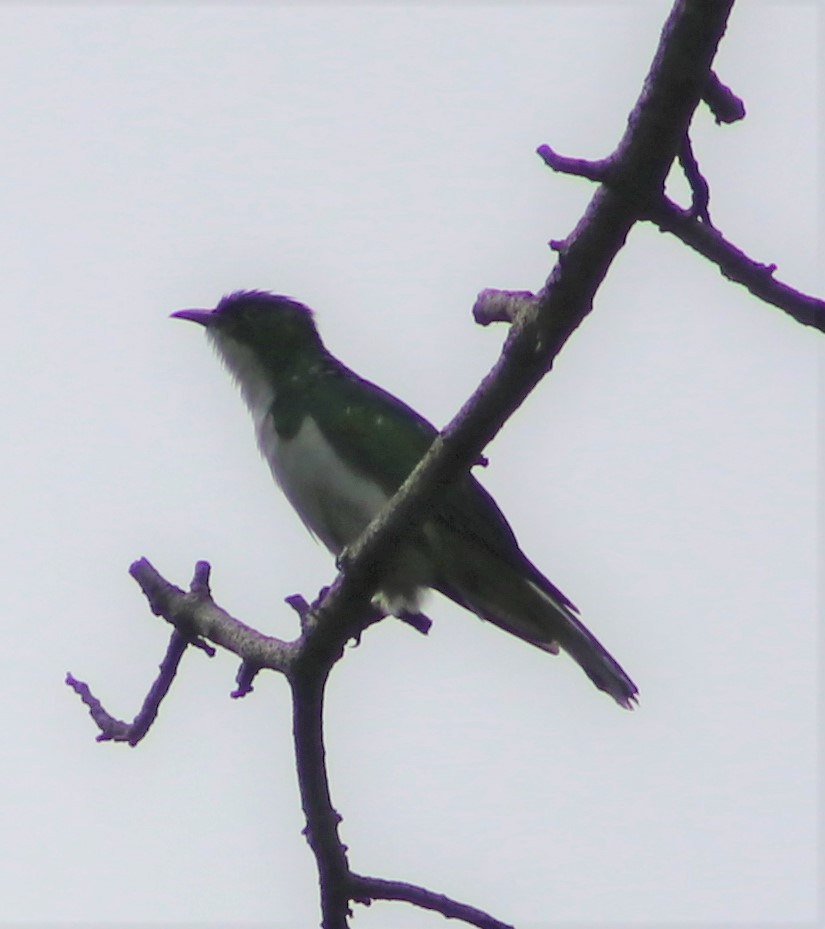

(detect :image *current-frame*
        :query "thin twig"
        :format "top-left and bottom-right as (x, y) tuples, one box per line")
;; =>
(535, 144), (613, 183)
(647, 197), (825, 330)
(66, 630), (194, 745)
(677, 133), (711, 222)
(350, 873), (515, 929)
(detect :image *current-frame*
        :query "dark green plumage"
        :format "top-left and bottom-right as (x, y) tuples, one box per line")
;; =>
(172, 290), (638, 708)
(277, 354), (437, 489)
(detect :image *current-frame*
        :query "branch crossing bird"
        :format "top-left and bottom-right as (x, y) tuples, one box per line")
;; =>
(173, 291), (638, 708)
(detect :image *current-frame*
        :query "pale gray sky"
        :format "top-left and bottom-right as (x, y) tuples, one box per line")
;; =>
(1, 3), (819, 927)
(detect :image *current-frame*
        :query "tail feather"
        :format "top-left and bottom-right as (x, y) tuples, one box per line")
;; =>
(527, 581), (638, 709)
(437, 568), (638, 709)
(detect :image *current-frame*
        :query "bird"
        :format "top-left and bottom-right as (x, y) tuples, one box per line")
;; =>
(172, 290), (638, 708)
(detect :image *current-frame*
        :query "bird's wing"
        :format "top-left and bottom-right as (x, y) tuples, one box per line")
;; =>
(299, 360), (637, 707)
(302, 358), (576, 610)
(301, 361), (440, 491)
(432, 476), (579, 612)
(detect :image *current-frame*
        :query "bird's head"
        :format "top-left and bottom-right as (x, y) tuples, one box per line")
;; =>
(172, 290), (324, 390)
(173, 290), (321, 358)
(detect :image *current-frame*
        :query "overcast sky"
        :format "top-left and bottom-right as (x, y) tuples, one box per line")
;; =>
(1, 3), (819, 928)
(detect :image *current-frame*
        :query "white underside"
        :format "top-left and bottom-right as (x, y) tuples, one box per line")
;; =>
(260, 410), (433, 612)
(209, 329), (430, 610)
(208, 329), (389, 550)
(258, 412), (390, 554)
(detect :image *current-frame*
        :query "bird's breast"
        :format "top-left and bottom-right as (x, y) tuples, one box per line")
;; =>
(257, 411), (390, 554)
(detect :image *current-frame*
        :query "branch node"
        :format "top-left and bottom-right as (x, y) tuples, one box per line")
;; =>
(473, 289), (537, 325)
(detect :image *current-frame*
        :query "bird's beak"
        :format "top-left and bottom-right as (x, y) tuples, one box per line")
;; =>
(170, 308), (216, 327)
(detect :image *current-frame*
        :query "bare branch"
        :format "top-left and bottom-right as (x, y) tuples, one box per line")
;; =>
(350, 874), (515, 929)
(330, 1), (735, 601)
(290, 669), (352, 929)
(647, 197), (825, 330)
(66, 630), (195, 745)
(129, 557), (295, 674)
(284, 13), (738, 919)
(74, 5), (816, 928)
(285, 12), (737, 919)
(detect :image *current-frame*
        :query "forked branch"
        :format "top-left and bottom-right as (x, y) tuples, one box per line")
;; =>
(67, 2), (821, 927)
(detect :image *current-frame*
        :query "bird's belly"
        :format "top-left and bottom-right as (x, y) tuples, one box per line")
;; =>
(258, 413), (390, 554)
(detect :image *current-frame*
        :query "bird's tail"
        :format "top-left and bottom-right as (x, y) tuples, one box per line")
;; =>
(438, 563), (638, 709)
(539, 588), (639, 709)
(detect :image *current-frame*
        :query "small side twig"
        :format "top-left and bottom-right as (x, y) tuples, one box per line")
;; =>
(66, 629), (196, 745)
(66, 561), (224, 743)
(232, 660), (261, 698)
(67, 559), (296, 742)
(537, 112), (822, 331)
(702, 69), (746, 124)
(536, 144), (613, 183)
(677, 133), (711, 223)
(647, 197), (825, 331)
(350, 873), (515, 929)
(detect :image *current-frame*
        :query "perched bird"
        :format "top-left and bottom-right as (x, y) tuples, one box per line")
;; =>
(172, 291), (638, 708)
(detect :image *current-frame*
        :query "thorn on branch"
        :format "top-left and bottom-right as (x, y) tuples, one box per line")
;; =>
(703, 69), (746, 124)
